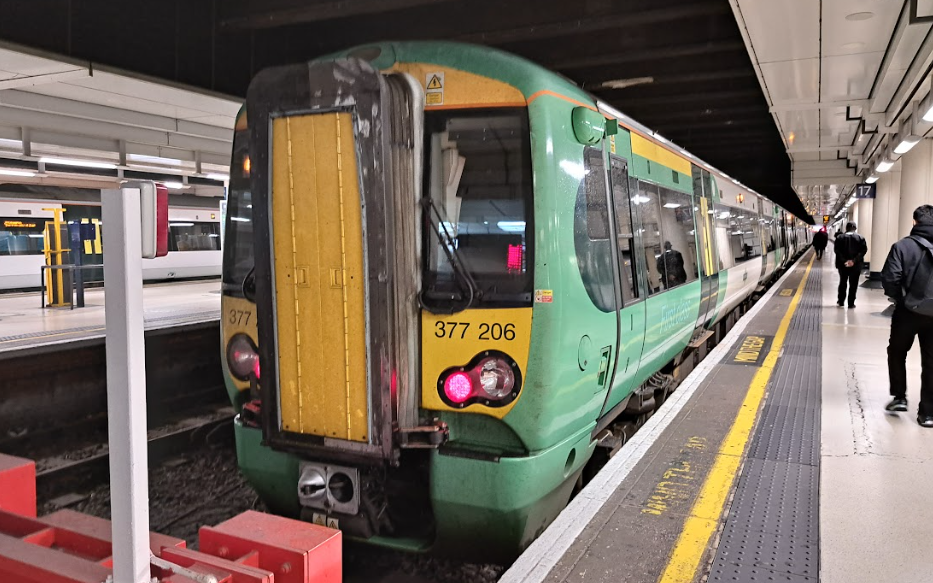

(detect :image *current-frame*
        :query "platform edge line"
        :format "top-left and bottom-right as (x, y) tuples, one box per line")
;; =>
(656, 255), (815, 583)
(498, 253), (814, 583)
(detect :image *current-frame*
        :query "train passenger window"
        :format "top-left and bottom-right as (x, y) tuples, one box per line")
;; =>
(656, 188), (698, 288)
(0, 217), (46, 255)
(714, 204), (762, 264)
(574, 147), (615, 312)
(609, 155), (638, 303)
(632, 181), (664, 296)
(169, 222), (221, 251)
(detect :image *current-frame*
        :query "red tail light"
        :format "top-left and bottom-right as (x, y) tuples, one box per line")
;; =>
(437, 351), (522, 408)
(444, 372), (473, 403)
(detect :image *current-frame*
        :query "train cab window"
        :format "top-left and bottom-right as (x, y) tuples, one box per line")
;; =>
(656, 188), (698, 289)
(0, 217), (45, 255)
(609, 155), (638, 303)
(222, 122), (253, 296)
(574, 147), (615, 312)
(422, 108), (534, 309)
(169, 221), (221, 251)
(632, 182), (664, 296)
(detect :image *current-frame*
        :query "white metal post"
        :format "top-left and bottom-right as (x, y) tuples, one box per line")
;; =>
(102, 188), (151, 583)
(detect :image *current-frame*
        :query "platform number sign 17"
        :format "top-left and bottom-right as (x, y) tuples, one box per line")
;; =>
(855, 183), (876, 199)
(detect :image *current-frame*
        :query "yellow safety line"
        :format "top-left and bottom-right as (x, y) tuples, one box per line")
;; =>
(657, 255), (815, 583)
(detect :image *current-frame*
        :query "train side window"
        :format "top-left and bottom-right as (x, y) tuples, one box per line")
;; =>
(609, 155), (638, 303)
(574, 147), (615, 312)
(169, 221), (221, 252)
(715, 205), (761, 264)
(0, 217), (46, 255)
(656, 187), (698, 289)
(632, 181), (664, 296)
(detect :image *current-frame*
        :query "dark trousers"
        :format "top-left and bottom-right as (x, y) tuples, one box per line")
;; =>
(815, 247), (825, 259)
(888, 305), (933, 416)
(836, 266), (860, 306)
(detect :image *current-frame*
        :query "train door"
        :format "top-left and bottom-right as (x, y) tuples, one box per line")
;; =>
(599, 153), (646, 416)
(692, 167), (720, 328)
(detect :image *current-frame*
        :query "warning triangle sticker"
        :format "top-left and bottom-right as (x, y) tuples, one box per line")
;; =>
(427, 75), (443, 90)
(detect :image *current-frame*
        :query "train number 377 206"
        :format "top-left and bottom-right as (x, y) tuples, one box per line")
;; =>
(434, 321), (516, 341)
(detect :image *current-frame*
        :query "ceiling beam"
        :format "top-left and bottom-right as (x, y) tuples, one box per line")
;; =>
(458, 2), (729, 45)
(549, 40), (745, 70)
(0, 68), (91, 90)
(769, 100), (870, 113)
(219, 0), (459, 30)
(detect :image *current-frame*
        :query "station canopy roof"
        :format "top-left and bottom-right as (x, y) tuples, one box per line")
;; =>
(733, 0), (932, 222)
(0, 0), (851, 216)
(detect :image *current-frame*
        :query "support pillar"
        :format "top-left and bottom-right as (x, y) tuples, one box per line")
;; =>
(899, 138), (933, 237)
(101, 188), (151, 583)
(857, 197), (874, 269)
(869, 162), (902, 279)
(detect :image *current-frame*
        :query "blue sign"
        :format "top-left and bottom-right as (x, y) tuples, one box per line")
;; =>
(855, 184), (876, 199)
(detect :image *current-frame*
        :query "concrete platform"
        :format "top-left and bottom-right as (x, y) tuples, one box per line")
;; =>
(0, 280), (220, 355)
(500, 247), (933, 583)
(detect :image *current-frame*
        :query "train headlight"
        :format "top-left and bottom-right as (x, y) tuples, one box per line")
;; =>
(477, 357), (515, 399)
(438, 351), (522, 408)
(227, 333), (259, 381)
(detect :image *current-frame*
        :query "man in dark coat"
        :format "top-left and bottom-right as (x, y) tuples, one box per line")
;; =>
(881, 204), (933, 428)
(657, 241), (687, 288)
(833, 222), (868, 308)
(812, 227), (828, 259)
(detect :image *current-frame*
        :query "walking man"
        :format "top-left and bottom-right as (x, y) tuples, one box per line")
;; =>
(813, 227), (828, 260)
(833, 222), (868, 308)
(881, 204), (933, 427)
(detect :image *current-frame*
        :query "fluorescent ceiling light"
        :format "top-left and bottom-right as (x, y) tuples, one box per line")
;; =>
(923, 103), (933, 123)
(162, 181), (187, 189)
(663, 203), (681, 209)
(0, 168), (35, 177)
(631, 195), (651, 204)
(599, 76), (654, 90)
(231, 217), (249, 222)
(865, 175), (879, 184)
(497, 220), (526, 232)
(205, 173), (229, 181)
(40, 157), (116, 169)
(894, 136), (921, 155)
(169, 222), (194, 227)
(875, 158), (894, 173)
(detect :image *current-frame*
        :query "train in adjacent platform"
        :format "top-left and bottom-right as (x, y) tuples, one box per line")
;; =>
(0, 197), (222, 290)
(220, 42), (811, 561)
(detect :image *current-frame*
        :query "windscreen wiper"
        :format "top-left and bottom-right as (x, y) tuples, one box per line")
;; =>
(420, 196), (479, 315)
(242, 266), (256, 302)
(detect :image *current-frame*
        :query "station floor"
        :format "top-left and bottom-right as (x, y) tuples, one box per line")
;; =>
(502, 249), (932, 583)
(0, 279), (220, 354)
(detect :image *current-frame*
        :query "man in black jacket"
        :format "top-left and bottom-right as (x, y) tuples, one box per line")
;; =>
(833, 222), (868, 308)
(881, 204), (933, 428)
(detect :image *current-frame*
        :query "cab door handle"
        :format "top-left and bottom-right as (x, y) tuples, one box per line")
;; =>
(596, 346), (612, 392)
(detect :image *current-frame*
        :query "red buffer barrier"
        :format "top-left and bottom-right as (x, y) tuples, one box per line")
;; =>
(0, 453), (342, 583)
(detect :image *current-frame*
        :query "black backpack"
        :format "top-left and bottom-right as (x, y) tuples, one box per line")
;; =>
(904, 236), (933, 316)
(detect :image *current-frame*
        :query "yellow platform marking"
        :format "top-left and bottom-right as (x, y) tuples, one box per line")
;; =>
(657, 255), (815, 583)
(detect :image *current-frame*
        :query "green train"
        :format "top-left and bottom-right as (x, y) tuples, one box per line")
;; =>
(220, 41), (811, 561)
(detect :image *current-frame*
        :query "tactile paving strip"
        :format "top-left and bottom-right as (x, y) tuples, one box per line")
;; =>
(709, 265), (822, 583)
